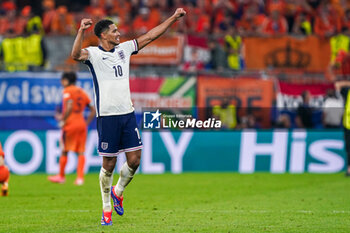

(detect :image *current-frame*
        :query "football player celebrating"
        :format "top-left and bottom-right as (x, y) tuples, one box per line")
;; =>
(71, 8), (186, 225)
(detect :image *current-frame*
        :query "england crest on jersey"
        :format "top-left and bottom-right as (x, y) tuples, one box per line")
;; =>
(101, 142), (108, 150)
(118, 50), (125, 62)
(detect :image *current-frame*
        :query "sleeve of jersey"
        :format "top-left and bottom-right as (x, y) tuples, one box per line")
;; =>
(63, 90), (72, 102)
(83, 47), (93, 63)
(122, 40), (139, 56)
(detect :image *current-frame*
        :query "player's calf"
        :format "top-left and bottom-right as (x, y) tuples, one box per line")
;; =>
(111, 161), (137, 215)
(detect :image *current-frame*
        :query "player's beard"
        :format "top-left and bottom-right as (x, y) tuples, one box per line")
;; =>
(111, 39), (119, 46)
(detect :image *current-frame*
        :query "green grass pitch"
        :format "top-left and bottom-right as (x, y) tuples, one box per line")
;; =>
(0, 173), (349, 232)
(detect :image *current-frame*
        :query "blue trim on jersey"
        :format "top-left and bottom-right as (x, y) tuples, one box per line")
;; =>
(131, 39), (139, 55)
(98, 45), (115, 53)
(85, 60), (100, 117)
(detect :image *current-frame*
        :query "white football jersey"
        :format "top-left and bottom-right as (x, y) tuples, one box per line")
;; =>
(84, 39), (138, 116)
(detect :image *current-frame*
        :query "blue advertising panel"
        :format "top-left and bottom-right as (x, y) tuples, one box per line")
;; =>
(0, 72), (95, 130)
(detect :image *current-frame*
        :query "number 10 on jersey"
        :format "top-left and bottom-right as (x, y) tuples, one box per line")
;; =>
(113, 65), (123, 78)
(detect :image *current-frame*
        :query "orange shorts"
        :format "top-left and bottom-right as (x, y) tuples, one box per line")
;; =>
(61, 128), (87, 153)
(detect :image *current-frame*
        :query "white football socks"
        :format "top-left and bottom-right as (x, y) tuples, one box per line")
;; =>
(99, 167), (113, 212)
(114, 162), (135, 197)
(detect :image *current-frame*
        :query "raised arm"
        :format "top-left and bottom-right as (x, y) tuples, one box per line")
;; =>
(71, 18), (93, 61)
(136, 8), (186, 50)
(335, 81), (350, 92)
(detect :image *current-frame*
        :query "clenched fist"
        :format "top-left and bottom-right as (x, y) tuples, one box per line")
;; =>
(173, 8), (186, 20)
(80, 18), (93, 30)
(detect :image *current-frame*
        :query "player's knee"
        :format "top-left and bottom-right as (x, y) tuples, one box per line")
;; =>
(128, 158), (140, 170)
(126, 150), (141, 170)
(104, 162), (115, 173)
(102, 157), (116, 173)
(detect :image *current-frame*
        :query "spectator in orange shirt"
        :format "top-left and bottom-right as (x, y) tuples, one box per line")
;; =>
(0, 142), (9, 196)
(326, 2), (342, 32)
(0, 8), (25, 36)
(212, 0), (236, 33)
(238, 3), (266, 36)
(145, 0), (161, 27)
(108, 0), (131, 15)
(85, 0), (107, 17)
(51, 6), (75, 35)
(262, 10), (288, 36)
(115, 13), (133, 36)
(236, 0), (264, 18)
(314, 5), (339, 38)
(48, 72), (95, 185)
(0, 1), (16, 35)
(108, 0), (131, 27)
(1, 0), (16, 12)
(185, 6), (210, 36)
(76, 8), (106, 36)
(266, 0), (286, 15)
(133, 7), (157, 35)
(0, 11), (9, 35)
(329, 0), (346, 18)
(42, 0), (56, 34)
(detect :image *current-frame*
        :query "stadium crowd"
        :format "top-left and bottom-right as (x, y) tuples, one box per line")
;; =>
(1, 0), (350, 37)
(2, 0), (350, 72)
(1, 0), (350, 130)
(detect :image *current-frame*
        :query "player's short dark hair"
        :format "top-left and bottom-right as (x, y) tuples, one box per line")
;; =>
(62, 72), (77, 85)
(94, 19), (114, 38)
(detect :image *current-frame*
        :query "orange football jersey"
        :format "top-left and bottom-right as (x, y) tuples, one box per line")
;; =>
(62, 85), (91, 131)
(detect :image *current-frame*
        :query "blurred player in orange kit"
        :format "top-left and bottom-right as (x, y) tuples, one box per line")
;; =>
(48, 72), (95, 185)
(0, 142), (10, 196)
